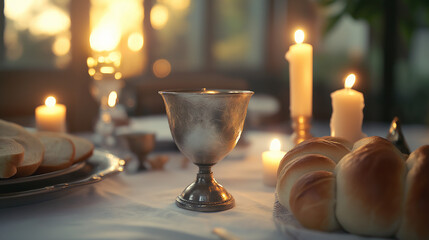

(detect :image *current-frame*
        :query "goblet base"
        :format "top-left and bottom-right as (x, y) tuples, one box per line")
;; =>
(176, 167), (235, 212)
(176, 194), (235, 212)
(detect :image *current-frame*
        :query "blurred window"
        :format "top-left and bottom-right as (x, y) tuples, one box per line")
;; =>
(2, 0), (71, 69)
(213, 0), (267, 70)
(1, 0), (272, 74)
(89, 0), (145, 78)
(151, 0), (204, 72)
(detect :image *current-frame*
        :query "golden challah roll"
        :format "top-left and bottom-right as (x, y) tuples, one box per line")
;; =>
(289, 170), (339, 232)
(276, 154), (336, 211)
(277, 138), (350, 179)
(396, 145), (429, 240)
(352, 136), (401, 153)
(320, 136), (353, 150)
(335, 137), (406, 237)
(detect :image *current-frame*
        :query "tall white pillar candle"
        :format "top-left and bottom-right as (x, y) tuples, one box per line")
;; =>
(285, 30), (313, 117)
(330, 74), (365, 143)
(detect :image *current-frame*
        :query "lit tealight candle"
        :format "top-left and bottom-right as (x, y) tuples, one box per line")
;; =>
(285, 29), (313, 118)
(262, 139), (286, 187)
(35, 96), (66, 132)
(330, 74), (365, 143)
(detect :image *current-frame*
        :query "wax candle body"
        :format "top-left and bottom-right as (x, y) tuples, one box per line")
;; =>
(35, 104), (66, 132)
(330, 88), (364, 143)
(262, 150), (286, 187)
(286, 43), (313, 117)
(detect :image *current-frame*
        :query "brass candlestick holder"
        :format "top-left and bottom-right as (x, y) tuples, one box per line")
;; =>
(291, 116), (313, 145)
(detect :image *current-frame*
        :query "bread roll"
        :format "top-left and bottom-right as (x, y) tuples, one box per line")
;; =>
(0, 137), (24, 178)
(0, 120), (44, 177)
(335, 138), (406, 237)
(277, 138), (350, 178)
(36, 133), (75, 174)
(397, 145), (429, 240)
(353, 136), (398, 152)
(276, 154), (336, 210)
(320, 136), (353, 150)
(353, 136), (407, 160)
(289, 171), (339, 232)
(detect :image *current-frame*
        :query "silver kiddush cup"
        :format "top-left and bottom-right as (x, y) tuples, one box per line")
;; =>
(159, 89), (253, 212)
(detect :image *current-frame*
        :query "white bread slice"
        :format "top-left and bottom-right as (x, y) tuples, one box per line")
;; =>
(35, 132), (75, 174)
(60, 133), (94, 163)
(0, 137), (25, 178)
(36, 132), (94, 163)
(0, 120), (44, 177)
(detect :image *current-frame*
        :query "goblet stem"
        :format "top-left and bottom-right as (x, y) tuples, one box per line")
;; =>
(137, 154), (148, 171)
(198, 165), (212, 174)
(195, 166), (214, 185)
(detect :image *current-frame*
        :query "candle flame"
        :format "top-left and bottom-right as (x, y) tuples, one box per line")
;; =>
(108, 91), (117, 107)
(294, 30), (304, 44)
(45, 96), (56, 107)
(270, 138), (281, 151)
(345, 74), (356, 89)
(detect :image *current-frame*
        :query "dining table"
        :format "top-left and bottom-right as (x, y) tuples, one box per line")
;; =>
(1, 115), (428, 240)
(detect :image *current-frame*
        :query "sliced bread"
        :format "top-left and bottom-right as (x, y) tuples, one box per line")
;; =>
(34, 132), (94, 164)
(36, 133), (75, 174)
(61, 133), (94, 163)
(0, 137), (25, 178)
(0, 120), (44, 177)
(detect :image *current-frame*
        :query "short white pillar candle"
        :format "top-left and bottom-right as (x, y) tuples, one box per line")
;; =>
(35, 96), (66, 132)
(262, 139), (286, 187)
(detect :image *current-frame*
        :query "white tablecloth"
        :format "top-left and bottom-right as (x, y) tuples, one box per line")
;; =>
(1, 116), (428, 240)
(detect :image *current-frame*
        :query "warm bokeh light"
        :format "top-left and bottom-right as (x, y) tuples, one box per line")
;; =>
(4, 0), (34, 22)
(90, 24), (121, 52)
(127, 32), (144, 52)
(100, 66), (115, 74)
(87, 57), (96, 67)
(108, 91), (117, 107)
(90, 0), (145, 78)
(114, 72), (122, 80)
(345, 74), (356, 89)
(4, 0), (72, 66)
(93, 73), (103, 80)
(150, 4), (169, 30)
(102, 112), (111, 122)
(52, 36), (70, 56)
(153, 59), (171, 78)
(45, 96), (56, 107)
(108, 51), (121, 67)
(269, 139), (281, 151)
(88, 68), (96, 76)
(30, 7), (70, 36)
(92, 0), (144, 34)
(294, 29), (304, 44)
